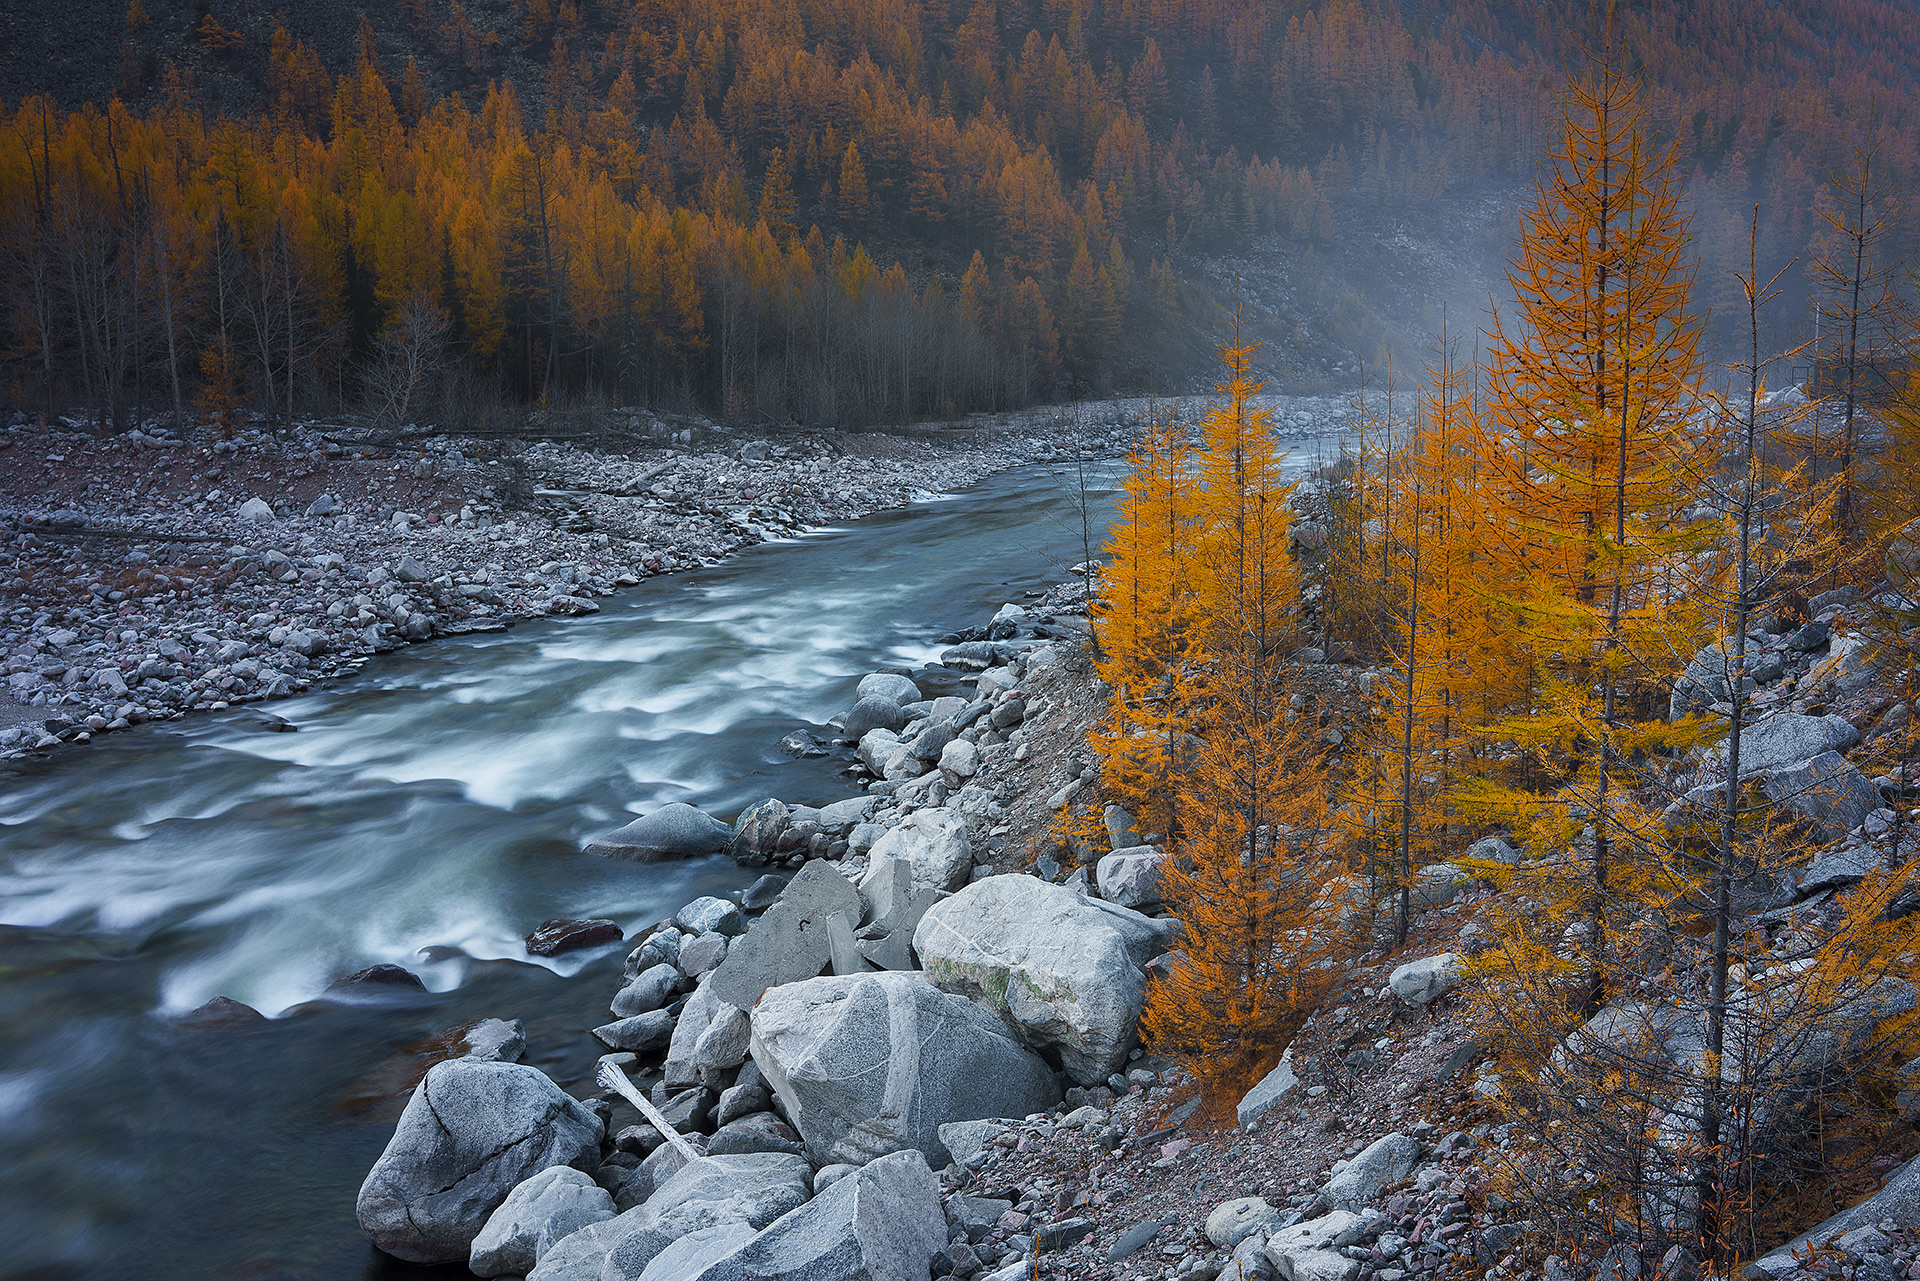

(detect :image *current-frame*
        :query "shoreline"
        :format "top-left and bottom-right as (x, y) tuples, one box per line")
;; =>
(0, 411), (1137, 760)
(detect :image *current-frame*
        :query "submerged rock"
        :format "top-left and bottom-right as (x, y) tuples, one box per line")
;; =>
(586, 803), (733, 862)
(526, 918), (624, 957)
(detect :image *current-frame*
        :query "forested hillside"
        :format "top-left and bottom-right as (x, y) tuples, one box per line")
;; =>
(3, 0), (1917, 428)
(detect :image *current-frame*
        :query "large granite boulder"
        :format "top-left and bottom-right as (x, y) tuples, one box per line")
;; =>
(858, 672), (924, 706)
(664, 976), (727, 1088)
(586, 803), (733, 861)
(1388, 954), (1461, 1006)
(1730, 713), (1861, 776)
(859, 809), (975, 907)
(529, 1153), (811, 1281)
(1761, 750), (1878, 839)
(1805, 633), (1882, 699)
(1267, 1210), (1365, 1281)
(709, 1149), (948, 1281)
(730, 799), (790, 866)
(1670, 636), (1771, 719)
(1095, 845), (1165, 909)
(913, 874), (1172, 1084)
(843, 696), (909, 741)
(857, 728), (902, 774)
(1323, 1133), (1422, 1210)
(468, 1166), (615, 1278)
(710, 862), (860, 1010)
(1236, 1048), (1299, 1128)
(748, 971), (1059, 1169)
(356, 1059), (603, 1263)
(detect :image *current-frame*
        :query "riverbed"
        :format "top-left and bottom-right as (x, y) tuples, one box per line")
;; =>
(0, 457), (1138, 1279)
(0, 403), (1358, 1279)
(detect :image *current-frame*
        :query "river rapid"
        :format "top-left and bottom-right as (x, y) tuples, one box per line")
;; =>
(0, 460), (1130, 1280)
(0, 414), (1345, 1280)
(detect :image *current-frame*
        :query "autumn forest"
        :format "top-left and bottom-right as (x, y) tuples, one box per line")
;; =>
(3, 0), (1919, 430)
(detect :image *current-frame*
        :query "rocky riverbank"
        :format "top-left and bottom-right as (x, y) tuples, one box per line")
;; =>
(342, 534), (1920, 1281)
(0, 409), (1136, 756)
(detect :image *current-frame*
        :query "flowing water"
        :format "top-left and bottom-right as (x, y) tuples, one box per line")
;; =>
(0, 426), (1341, 1280)
(0, 461), (1127, 1280)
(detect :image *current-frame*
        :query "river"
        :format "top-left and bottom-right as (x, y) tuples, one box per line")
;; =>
(0, 417), (1346, 1280)
(0, 458), (1131, 1280)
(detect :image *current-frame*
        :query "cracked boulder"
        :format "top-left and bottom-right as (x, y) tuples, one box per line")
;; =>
(749, 971), (1058, 1168)
(914, 874), (1172, 1083)
(356, 1058), (604, 1263)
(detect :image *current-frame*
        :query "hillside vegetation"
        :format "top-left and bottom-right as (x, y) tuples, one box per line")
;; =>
(2, 0), (1917, 428)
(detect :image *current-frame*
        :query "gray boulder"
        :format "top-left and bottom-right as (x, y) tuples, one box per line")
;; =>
(1800, 844), (1881, 895)
(858, 672), (924, 706)
(1806, 632), (1882, 698)
(938, 738), (979, 778)
(1095, 845), (1164, 908)
(1731, 713), (1861, 776)
(857, 728), (902, 774)
(1267, 1211), (1365, 1281)
(594, 1010), (675, 1053)
(1323, 1133), (1423, 1211)
(356, 1059), (603, 1263)
(749, 971), (1059, 1168)
(1388, 954), (1462, 1006)
(935, 1119), (1015, 1168)
(625, 929), (683, 978)
(636, 1223), (758, 1281)
(1465, 835), (1520, 865)
(461, 1018), (527, 1063)
(1208, 1197), (1277, 1249)
(236, 496), (274, 523)
(815, 796), (874, 832)
(531, 1153), (811, 1281)
(664, 976), (725, 1088)
(1104, 804), (1143, 848)
(587, 804), (733, 861)
(469, 1166), (615, 1278)
(599, 1153), (813, 1278)
(860, 809), (975, 906)
(528, 1214), (636, 1280)
(1747, 1150), (1920, 1278)
(908, 720), (956, 762)
(678, 933), (729, 976)
(705, 1111), (806, 1157)
(710, 862), (860, 1010)
(843, 696), (909, 741)
(913, 874), (1172, 1084)
(730, 799), (790, 865)
(675, 896), (747, 937)
(694, 1005), (753, 1073)
(1670, 636), (1770, 718)
(1761, 751), (1878, 839)
(853, 859), (941, 972)
(715, 1148), (947, 1281)
(612, 963), (682, 1018)
(1237, 1048), (1299, 1128)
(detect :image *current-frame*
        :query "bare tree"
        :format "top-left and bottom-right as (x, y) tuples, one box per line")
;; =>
(364, 297), (448, 428)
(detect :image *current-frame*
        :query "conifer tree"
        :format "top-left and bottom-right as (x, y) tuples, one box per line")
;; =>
(1468, 14), (1711, 1016)
(1093, 402), (1204, 843)
(1143, 307), (1344, 1104)
(1350, 323), (1506, 943)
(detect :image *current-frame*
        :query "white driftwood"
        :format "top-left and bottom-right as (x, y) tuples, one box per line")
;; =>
(595, 1059), (704, 1162)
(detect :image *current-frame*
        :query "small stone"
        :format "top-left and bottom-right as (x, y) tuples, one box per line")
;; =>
(674, 896), (747, 937)
(525, 918), (623, 957)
